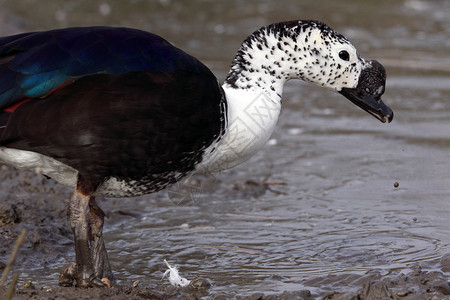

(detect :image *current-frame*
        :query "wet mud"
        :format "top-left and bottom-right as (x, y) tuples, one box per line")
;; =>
(1, 166), (450, 299)
(4, 266), (450, 299)
(4, 266), (450, 300)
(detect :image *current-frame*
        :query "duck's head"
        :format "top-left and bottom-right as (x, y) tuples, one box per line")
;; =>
(226, 20), (393, 123)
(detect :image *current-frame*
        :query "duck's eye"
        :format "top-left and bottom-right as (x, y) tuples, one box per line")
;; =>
(339, 50), (350, 61)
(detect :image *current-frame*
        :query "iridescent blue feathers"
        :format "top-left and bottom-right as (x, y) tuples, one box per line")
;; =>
(0, 26), (208, 109)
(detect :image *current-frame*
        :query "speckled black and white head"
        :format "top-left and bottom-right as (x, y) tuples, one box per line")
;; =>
(224, 20), (393, 123)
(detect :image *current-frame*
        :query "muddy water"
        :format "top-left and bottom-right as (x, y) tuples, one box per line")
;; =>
(1, 0), (450, 296)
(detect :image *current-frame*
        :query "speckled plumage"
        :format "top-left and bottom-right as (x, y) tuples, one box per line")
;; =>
(225, 20), (361, 95)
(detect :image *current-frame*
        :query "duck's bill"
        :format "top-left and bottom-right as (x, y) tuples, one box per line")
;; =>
(339, 60), (394, 123)
(340, 88), (394, 123)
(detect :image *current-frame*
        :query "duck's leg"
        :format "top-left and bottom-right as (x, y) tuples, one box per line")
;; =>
(59, 190), (104, 287)
(88, 197), (113, 282)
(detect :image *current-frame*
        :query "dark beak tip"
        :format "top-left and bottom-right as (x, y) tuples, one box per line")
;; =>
(388, 111), (394, 123)
(379, 109), (393, 124)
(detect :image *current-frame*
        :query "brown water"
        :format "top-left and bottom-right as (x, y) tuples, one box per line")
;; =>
(1, 0), (450, 296)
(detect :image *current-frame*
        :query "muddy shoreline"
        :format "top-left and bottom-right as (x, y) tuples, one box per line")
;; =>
(1, 165), (450, 299)
(3, 265), (450, 299)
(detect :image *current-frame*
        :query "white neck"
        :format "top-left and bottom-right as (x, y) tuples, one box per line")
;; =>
(195, 28), (298, 174)
(196, 85), (281, 174)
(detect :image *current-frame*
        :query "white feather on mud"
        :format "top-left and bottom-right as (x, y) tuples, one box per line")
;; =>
(161, 259), (191, 287)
